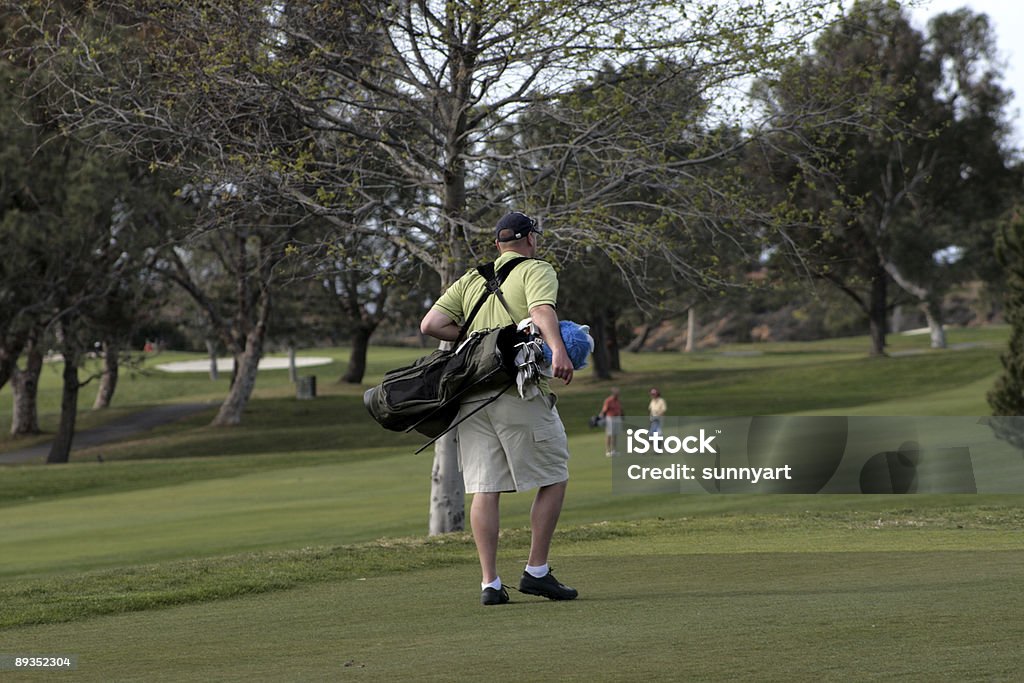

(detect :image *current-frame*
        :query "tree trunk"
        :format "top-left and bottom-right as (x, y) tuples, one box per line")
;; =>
(0, 347), (17, 393)
(429, 430), (465, 535)
(429, 229), (465, 535)
(686, 307), (697, 353)
(589, 311), (613, 380)
(10, 344), (42, 436)
(921, 302), (946, 349)
(607, 313), (621, 371)
(288, 345), (298, 383)
(211, 326), (266, 426)
(882, 260), (948, 350)
(206, 339), (219, 380)
(341, 324), (374, 384)
(92, 342), (119, 409)
(627, 321), (658, 352)
(47, 344), (81, 464)
(428, 17), (479, 535)
(868, 267), (888, 356)
(1, 332), (30, 393)
(891, 304), (903, 335)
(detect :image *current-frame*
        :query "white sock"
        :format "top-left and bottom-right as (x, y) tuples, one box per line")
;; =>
(482, 577), (502, 590)
(525, 563), (549, 578)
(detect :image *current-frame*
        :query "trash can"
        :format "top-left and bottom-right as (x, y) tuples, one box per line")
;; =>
(296, 375), (317, 400)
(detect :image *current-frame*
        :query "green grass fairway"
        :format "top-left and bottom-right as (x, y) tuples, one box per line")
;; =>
(0, 327), (1020, 681)
(2, 516), (1022, 682)
(0, 326), (1009, 455)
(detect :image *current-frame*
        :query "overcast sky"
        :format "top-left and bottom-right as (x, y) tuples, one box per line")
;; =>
(910, 0), (1024, 148)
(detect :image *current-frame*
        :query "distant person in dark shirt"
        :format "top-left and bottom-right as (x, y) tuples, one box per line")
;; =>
(600, 388), (624, 456)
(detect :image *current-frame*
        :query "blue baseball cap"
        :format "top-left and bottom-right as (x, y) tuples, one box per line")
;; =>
(495, 212), (541, 242)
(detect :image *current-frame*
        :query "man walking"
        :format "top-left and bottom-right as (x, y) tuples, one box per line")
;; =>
(419, 211), (579, 606)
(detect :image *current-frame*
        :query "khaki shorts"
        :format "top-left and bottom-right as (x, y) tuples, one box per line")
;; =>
(455, 390), (570, 494)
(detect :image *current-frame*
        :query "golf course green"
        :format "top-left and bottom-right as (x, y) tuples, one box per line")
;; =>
(1, 327), (1021, 681)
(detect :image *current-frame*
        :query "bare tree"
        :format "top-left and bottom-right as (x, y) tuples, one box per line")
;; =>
(23, 0), (847, 526)
(150, 198), (297, 426)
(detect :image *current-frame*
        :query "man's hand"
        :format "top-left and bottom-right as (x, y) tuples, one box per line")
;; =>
(549, 345), (574, 385)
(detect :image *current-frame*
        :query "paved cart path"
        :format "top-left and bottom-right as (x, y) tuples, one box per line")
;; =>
(0, 403), (215, 465)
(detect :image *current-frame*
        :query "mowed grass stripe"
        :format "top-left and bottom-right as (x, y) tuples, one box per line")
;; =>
(4, 423), (1021, 580)
(2, 513), (1022, 630)
(1, 548), (1021, 682)
(0, 452), (435, 577)
(1, 339), (1004, 462)
(0, 348), (1004, 509)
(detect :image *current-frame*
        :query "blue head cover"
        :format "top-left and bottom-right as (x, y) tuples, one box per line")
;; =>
(541, 320), (594, 370)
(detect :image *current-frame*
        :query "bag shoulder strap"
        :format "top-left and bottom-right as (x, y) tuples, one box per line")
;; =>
(480, 256), (533, 285)
(476, 256), (533, 326)
(455, 256), (533, 344)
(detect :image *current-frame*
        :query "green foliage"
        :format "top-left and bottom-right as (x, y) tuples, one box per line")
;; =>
(1, 1), (179, 373)
(19, 0), (849, 287)
(755, 0), (1016, 354)
(988, 211), (1024, 426)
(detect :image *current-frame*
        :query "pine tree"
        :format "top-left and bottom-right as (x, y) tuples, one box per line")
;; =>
(988, 210), (1024, 449)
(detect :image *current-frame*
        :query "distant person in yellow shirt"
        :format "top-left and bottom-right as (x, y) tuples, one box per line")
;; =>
(648, 388), (667, 434)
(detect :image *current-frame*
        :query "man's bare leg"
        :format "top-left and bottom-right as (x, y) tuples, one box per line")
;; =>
(527, 480), (567, 567)
(470, 492), (501, 584)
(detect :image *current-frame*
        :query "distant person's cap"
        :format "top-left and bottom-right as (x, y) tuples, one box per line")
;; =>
(495, 212), (541, 242)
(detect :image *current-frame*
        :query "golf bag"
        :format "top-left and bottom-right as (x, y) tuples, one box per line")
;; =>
(363, 257), (533, 439)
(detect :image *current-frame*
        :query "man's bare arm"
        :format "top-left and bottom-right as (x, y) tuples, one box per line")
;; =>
(420, 308), (462, 342)
(530, 303), (573, 385)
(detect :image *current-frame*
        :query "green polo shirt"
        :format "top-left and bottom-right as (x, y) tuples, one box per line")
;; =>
(433, 252), (558, 394)
(433, 253), (558, 333)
